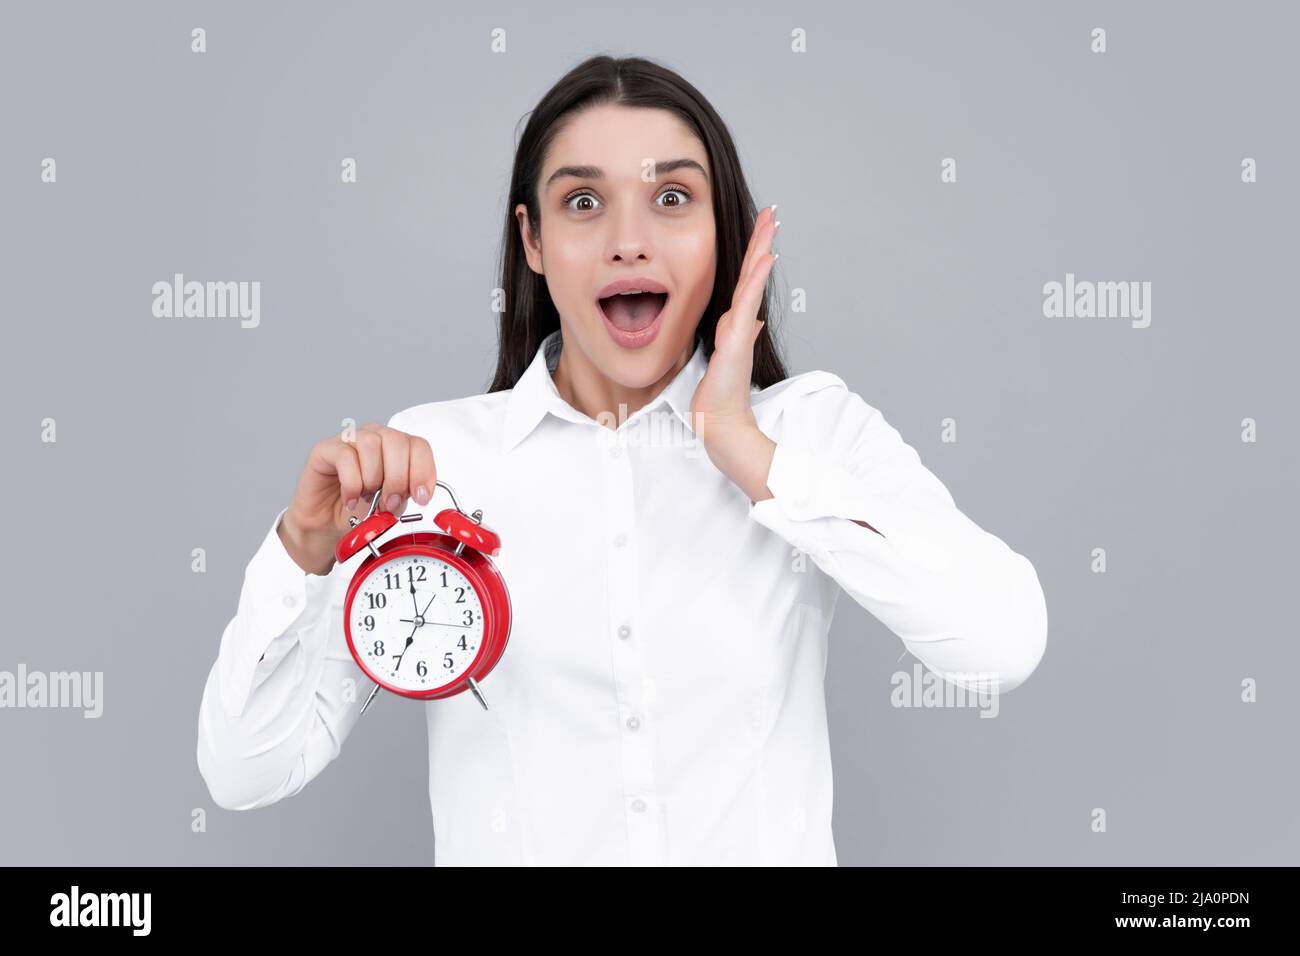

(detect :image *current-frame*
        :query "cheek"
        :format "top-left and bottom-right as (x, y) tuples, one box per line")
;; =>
(670, 220), (716, 261)
(542, 229), (600, 307)
(547, 224), (603, 264)
(669, 228), (717, 303)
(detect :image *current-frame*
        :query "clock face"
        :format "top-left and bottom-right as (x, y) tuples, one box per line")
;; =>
(349, 553), (486, 694)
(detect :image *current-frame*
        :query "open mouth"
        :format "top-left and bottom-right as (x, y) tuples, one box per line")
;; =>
(598, 291), (668, 334)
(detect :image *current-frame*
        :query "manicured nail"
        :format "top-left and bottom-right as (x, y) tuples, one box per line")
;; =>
(345, 497), (358, 511)
(386, 493), (402, 512)
(771, 204), (778, 216)
(415, 485), (430, 504)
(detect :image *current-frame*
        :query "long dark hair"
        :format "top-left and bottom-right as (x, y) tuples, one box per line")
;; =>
(487, 54), (788, 393)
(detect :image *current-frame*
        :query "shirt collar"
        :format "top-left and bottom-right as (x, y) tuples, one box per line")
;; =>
(500, 329), (708, 453)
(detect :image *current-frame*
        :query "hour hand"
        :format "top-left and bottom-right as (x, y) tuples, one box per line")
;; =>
(393, 631), (416, 670)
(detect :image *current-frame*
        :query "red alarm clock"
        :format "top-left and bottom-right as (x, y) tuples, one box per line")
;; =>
(336, 480), (511, 714)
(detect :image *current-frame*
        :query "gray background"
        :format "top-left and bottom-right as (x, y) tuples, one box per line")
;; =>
(1, 0), (1295, 865)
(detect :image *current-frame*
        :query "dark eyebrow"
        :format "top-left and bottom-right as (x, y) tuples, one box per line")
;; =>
(544, 158), (710, 191)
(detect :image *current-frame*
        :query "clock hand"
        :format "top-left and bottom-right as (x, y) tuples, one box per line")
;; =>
(395, 595), (439, 634)
(394, 591), (441, 673)
(392, 622), (418, 672)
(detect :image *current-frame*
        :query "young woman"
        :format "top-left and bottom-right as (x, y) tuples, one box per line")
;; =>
(197, 55), (1047, 866)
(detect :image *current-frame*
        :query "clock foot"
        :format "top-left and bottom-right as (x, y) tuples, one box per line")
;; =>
(467, 677), (489, 711)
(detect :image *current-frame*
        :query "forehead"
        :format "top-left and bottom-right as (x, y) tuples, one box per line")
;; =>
(542, 104), (710, 183)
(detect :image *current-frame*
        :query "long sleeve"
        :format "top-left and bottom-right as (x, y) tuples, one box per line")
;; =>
(196, 510), (371, 811)
(747, 373), (1048, 693)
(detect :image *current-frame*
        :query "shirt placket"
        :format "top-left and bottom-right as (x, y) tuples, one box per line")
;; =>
(601, 424), (666, 866)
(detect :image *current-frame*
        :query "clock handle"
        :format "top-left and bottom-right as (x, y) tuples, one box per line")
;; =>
(362, 479), (466, 519)
(361, 478), (467, 522)
(433, 479), (466, 515)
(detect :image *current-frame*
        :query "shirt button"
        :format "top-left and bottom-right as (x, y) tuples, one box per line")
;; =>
(283, 595), (297, 607)
(626, 715), (641, 731)
(617, 624), (631, 640)
(613, 532), (627, 547)
(630, 798), (646, 813)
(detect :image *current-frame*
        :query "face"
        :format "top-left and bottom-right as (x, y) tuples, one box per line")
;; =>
(516, 103), (716, 399)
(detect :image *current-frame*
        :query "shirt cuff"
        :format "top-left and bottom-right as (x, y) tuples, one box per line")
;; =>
(217, 506), (336, 717)
(749, 441), (894, 535)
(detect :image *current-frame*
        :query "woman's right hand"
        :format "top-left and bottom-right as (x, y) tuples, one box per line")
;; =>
(278, 422), (437, 575)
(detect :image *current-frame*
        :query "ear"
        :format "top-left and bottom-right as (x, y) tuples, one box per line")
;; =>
(515, 203), (544, 276)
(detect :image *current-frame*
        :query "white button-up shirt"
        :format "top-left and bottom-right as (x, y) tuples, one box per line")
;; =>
(197, 329), (1048, 865)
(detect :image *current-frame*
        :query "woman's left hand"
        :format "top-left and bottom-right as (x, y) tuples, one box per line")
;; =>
(690, 204), (780, 501)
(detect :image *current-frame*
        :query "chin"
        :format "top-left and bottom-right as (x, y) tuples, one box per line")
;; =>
(597, 320), (691, 381)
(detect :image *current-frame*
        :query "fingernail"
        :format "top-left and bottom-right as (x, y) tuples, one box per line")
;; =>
(386, 493), (402, 512)
(345, 497), (358, 511)
(771, 204), (778, 216)
(415, 485), (430, 504)
(774, 220), (781, 230)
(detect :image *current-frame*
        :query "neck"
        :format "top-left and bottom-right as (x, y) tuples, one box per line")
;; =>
(551, 334), (695, 430)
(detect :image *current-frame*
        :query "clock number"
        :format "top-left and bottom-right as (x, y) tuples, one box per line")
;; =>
(387, 565), (426, 589)
(454, 586), (466, 603)
(366, 592), (387, 609)
(443, 652), (455, 670)
(362, 615), (375, 631)
(372, 640), (385, 657)
(463, 609), (474, 626)
(457, 635), (468, 650)
(416, 660), (427, 677)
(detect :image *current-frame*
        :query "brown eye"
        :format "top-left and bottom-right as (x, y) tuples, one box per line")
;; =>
(657, 187), (692, 209)
(565, 192), (600, 212)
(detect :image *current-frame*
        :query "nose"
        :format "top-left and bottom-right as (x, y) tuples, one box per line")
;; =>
(605, 201), (654, 262)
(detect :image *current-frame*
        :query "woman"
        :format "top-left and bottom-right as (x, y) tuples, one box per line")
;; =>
(197, 55), (1048, 866)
